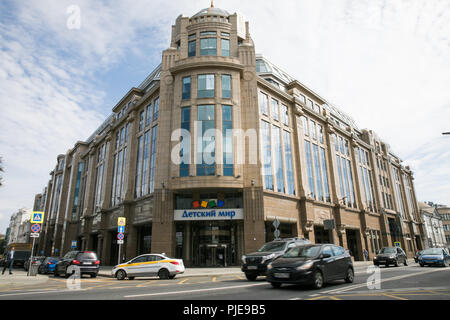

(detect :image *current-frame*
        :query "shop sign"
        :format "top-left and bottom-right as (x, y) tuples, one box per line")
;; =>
(174, 209), (244, 221)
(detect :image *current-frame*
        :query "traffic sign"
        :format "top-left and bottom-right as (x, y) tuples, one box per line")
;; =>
(118, 217), (126, 227)
(71, 240), (77, 249)
(30, 233), (40, 238)
(394, 242), (401, 248)
(274, 229), (281, 239)
(31, 211), (45, 224)
(272, 218), (280, 229)
(118, 226), (124, 233)
(31, 224), (41, 233)
(117, 233), (124, 240)
(117, 240), (124, 245)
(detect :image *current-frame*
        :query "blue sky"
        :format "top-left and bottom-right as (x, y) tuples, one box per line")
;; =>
(0, 0), (449, 234)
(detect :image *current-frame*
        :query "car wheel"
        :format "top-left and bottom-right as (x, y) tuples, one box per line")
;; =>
(158, 268), (170, 280)
(245, 273), (258, 281)
(394, 259), (399, 267)
(116, 270), (127, 281)
(90, 273), (97, 278)
(128, 277), (135, 280)
(344, 268), (354, 283)
(270, 282), (282, 288)
(312, 271), (324, 289)
(420, 263), (424, 267)
(404, 259), (408, 266)
(169, 275), (176, 279)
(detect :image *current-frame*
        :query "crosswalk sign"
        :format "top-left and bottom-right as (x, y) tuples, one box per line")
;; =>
(31, 211), (45, 224)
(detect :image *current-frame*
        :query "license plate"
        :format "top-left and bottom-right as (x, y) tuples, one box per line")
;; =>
(84, 262), (92, 265)
(247, 266), (257, 270)
(274, 273), (290, 279)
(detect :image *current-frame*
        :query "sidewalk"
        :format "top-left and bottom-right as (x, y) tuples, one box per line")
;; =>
(0, 269), (49, 288)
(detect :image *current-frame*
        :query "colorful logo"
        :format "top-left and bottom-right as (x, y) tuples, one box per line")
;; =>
(192, 200), (224, 209)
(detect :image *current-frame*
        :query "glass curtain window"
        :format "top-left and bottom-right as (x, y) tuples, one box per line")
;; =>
(310, 120), (317, 140)
(259, 92), (268, 115)
(153, 98), (159, 121)
(182, 77), (191, 100)
(312, 144), (323, 201)
(261, 120), (273, 190)
(346, 159), (356, 207)
(149, 126), (158, 193)
(188, 40), (196, 57)
(320, 147), (330, 202)
(180, 108), (191, 177)
(197, 105), (215, 176)
(222, 75), (231, 99)
(139, 111), (145, 131)
(222, 105), (233, 176)
(200, 38), (217, 56)
(304, 141), (315, 198)
(283, 131), (295, 195)
(336, 155), (345, 203)
(281, 105), (289, 126)
(71, 162), (83, 220)
(141, 130), (151, 196)
(135, 135), (143, 198)
(146, 104), (152, 126)
(393, 168), (405, 217)
(271, 99), (279, 121)
(198, 75), (215, 98)
(301, 116), (309, 136)
(221, 38), (230, 56)
(273, 126), (284, 193)
(51, 175), (62, 218)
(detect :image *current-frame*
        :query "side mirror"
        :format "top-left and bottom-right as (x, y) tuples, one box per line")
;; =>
(320, 253), (331, 259)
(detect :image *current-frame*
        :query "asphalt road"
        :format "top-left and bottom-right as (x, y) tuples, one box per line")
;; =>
(0, 264), (449, 301)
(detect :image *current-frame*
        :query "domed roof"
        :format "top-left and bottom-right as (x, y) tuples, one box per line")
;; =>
(192, 7), (230, 18)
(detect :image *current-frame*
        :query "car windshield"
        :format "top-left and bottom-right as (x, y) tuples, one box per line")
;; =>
(48, 258), (59, 263)
(422, 248), (443, 255)
(76, 252), (97, 260)
(258, 242), (286, 252)
(283, 246), (321, 258)
(379, 248), (396, 254)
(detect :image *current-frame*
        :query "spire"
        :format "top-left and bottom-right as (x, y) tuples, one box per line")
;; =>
(211, 0), (214, 8)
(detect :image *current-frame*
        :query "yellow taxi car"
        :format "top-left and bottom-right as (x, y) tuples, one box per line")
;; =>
(112, 253), (185, 280)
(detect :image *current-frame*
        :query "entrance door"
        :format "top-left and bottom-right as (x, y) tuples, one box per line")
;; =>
(197, 244), (228, 267)
(346, 229), (359, 260)
(314, 226), (330, 244)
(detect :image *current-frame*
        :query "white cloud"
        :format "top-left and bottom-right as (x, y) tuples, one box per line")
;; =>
(0, 0), (449, 233)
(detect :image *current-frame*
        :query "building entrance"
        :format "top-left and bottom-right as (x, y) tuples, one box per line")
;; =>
(314, 226), (330, 244)
(198, 244), (228, 267)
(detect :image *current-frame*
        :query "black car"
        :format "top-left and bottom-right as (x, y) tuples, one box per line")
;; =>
(55, 251), (100, 278)
(24, 256), (45, 271)
(373, 247), (408, 267)
(241, 238), (312, 281)
(266, 244), (354, 289)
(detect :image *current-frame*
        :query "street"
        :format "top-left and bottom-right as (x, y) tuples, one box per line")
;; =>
(0, 263), (449, 301)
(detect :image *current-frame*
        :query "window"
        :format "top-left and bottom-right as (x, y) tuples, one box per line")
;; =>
(281, 104), (289, 126)
(221, 38), (230, 57)
(139, 111), (145, 131)
(320, 147), (331, 202)
(94, 143), (107, 208)
(112, 126), (127, 205)
(153, 97), (159, 121)
(197, 105), (215, 176)
(222, 105), (233, 176)
(141, 130), (151, 196)
(222, 75), (231, 99)
(188, 40), (196, 57)
(356, 147), (376, 212)
(200, 31), (217, 36)
(180, 107), (191, 177)
(182, 77), (191, 100)
(310, 120), (317, 141)
(200, 38), (217, 56)
(305, 141), (315, 198)
(188, 34), (196, 40)
(135, 135), (143, 198)
(301, 116), (309, 136)
(261, 120), (273, 190)
(221, 32), (230, 37)
(198, 74), (215, 98)
(284, 131), (295, 195)
(259, 91), (268, 115)
(307, 99), (314, 109)
(146, 104), (152, 126)
(71, 162), (83, 220)
(335, 134), (356, 208)
(273, 126), (284, 193)
(149, 126), (158, 194)
(271, 98), (279, 121)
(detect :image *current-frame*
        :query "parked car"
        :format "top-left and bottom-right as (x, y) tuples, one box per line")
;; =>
(38, 257), (60, 274)
(418, 248), (450, 267)
(54, 251), (100, 278)
(11, 250), (31, 268)
(112, 253), (185, 280)
(373, 247), (408, 267)
(266, 244), (354, 289)
(241, 238), (312, 281)
(24, 256), (45, 271)
(414, 250), (424, 263)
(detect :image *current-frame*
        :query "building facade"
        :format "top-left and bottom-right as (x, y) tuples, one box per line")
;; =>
(33, 5), (425, 266)
(418, 202), (447, 249)
(436, 205), (450, 250)
(6, 208), (31, 245)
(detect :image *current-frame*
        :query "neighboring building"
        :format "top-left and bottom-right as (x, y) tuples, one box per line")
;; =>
(418, 202), (447, 249)
(435, 204), (450, 250)
(6, 208), (32, 245)
(33, 5), (425, 266)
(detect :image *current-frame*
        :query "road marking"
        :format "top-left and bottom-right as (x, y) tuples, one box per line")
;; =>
(212, 277), (216, 282)
(178, 279), (189, 285)
(0, 289), (88, 297)
(329, 296), (342, 300)
(320, 267), (450, 295)
(124, 282), (268, 298)
(383, 293), (407, 300)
